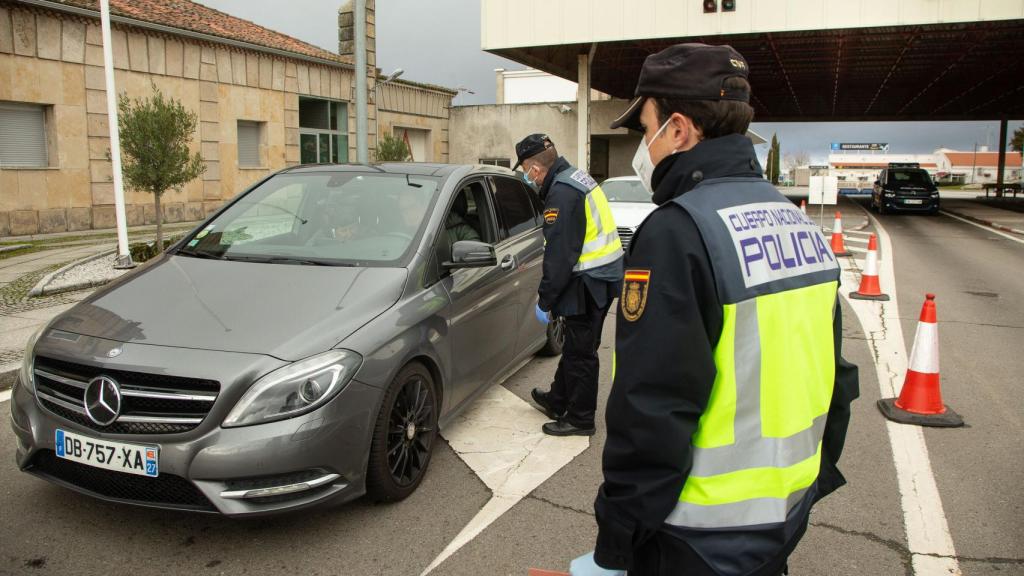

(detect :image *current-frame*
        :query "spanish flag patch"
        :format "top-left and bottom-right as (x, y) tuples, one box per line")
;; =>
(543, 208), (559, 224)
(621, 269), (651, 322)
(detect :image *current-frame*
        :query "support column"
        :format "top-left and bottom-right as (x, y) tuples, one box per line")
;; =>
(576, 53), (590, 171)
(354, 0), (368, 163)
(495, 68), (505, 105)
(996, 118), (1008, 198)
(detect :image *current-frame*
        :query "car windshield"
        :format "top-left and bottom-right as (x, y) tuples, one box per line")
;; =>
(890, 169), (933, 187)
(178, 171), (440, 267)
(602, 179), (652, 203)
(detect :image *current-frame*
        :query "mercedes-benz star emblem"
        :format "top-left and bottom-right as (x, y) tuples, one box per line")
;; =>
(84, 376), (122, 426)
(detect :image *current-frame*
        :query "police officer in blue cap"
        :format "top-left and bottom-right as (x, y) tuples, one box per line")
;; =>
(576, 43), (859, 575)
(515, 134), (624, 437)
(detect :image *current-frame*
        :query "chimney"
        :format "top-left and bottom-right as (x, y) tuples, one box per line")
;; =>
(339, 1), (376, 155)
(338, 0), (375, 69)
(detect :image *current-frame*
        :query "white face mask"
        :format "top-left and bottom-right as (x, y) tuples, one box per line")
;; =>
(631, 119), (676, 194)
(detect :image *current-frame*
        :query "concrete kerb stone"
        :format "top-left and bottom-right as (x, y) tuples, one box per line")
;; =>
(28, 248), (117, 297)
(940, 206), (1024, 236)
(0, 244), (31, 254)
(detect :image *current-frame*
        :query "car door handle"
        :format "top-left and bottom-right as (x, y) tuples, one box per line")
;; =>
(500, 254), (516, 271)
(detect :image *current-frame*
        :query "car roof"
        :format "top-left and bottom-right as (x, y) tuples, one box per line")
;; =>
(278, 163), (516, 180)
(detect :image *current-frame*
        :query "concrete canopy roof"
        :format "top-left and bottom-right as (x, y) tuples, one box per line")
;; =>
(483, 2), (1024, 122)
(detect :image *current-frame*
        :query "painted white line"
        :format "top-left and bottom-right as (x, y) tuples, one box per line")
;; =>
(940, 211), (1024, 245)
(841, 210), (961, 575)
(0, 388), (10, 403)
(844, 236), (870, 244)
(847, 246), (867, 254)
(422, 384), (589, 575)
(844, 229), (874, 237)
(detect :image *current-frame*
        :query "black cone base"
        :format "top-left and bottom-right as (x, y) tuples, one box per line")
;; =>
(877, 398), (964, 428)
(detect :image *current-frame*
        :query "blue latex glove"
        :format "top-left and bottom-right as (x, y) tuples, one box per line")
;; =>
(535, 303), (550, 324)
(570, 552), (625, 576)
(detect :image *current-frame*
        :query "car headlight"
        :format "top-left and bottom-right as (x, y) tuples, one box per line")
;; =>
(18, 325), (47, 396)
(930, 191), (940, 197)
(223, 350), (362, 428)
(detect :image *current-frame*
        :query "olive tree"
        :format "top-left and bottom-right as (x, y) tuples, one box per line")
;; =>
(117, 86), (205, 248)
(375, 134), (411, 161)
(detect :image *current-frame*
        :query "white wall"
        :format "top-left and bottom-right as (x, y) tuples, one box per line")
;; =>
(503, 70), (579, 104)
(483, 0), (1024, 49)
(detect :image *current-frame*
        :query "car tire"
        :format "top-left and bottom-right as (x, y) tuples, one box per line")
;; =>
(365, 361), (438, 503)
(538, 315), (565, 356)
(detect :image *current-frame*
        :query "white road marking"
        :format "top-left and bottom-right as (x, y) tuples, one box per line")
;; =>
(841, 211), (961, 575)
(940, 211), (1024, 245)
(844, 236), (870, 244)
(0, 388), (10, 403)
(422, 384), (589, 575)
(846, 246), (867, 254)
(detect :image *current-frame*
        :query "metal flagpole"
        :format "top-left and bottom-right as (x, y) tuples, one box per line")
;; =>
(100, 0), (134, 268)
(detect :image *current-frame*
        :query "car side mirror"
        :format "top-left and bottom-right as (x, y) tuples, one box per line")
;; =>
(444, 240), (497, 269)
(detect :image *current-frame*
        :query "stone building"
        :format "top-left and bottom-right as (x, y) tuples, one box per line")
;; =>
(0, 0), (454, 237)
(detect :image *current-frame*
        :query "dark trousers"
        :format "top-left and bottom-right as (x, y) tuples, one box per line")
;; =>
(548, 292), (609, 427)
(630, 532), (790, 576)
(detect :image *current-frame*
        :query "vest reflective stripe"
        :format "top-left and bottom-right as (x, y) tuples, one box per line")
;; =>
(668, 281), (837, 529)
(574, 184), (623, 272)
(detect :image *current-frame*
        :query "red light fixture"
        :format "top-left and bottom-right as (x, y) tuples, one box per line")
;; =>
(704, 0), (717, 13)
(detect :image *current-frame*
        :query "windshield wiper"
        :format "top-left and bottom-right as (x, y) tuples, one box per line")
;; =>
(176, 247), (226, 260)
(230, 255), (353, 266)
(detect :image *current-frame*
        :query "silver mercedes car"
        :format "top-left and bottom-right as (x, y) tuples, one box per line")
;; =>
(9, 163), (563, 516)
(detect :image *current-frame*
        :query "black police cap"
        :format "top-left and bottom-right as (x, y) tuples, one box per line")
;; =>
(513, 133), (553, 170)
(610, 43), (750, 132)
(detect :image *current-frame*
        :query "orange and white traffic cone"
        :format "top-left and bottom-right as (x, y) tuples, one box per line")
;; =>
(800, 199), (807, 215)
(850, 234), (889, 301)
(830, 211), (850, 256)
(877, 294), (963, 427)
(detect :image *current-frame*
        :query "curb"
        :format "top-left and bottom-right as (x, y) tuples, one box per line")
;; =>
(940, 208), (1024, 236)
(0, 244), (31, 254)
(28, 248), (117, 298)
(0, 369), (16, 393)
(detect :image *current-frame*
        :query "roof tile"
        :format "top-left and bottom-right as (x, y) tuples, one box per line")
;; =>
(51, 0), (351, 65)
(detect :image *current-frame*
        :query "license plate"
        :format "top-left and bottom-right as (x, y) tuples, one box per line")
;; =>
(55, 429), (159, 477)
(903, 199), (924, 205)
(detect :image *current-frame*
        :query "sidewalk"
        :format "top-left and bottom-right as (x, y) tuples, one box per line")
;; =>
(940, 199), (1024, 235)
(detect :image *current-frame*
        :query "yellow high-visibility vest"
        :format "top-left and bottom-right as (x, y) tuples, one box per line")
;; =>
(552, 168), (623, 272)
(664, 177), (841, 529)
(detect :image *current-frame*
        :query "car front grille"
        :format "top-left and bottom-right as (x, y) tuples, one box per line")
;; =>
(33, 356), (220, 435)
(27, 450), (215, 511)
(617, 227), (635, 250)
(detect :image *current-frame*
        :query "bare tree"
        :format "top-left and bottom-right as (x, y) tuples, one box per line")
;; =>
(783, 152), (811, 173)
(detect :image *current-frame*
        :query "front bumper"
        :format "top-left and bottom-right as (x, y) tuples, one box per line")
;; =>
(9, 335), (382, 517)
(882, 197), (939, 212)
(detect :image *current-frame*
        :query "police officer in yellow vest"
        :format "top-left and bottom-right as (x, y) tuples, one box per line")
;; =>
(514, 134), (624, 436)
(583, 45), (860, 575)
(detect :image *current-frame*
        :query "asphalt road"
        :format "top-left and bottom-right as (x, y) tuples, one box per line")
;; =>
(1, 199), (1020, 575)
(861, 199), (1024, 574)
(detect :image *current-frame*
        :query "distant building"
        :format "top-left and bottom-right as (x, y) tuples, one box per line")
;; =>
(826, 147), (1022, 187)
(934, 148), (1023, 185)
(451, 67), (765, 182)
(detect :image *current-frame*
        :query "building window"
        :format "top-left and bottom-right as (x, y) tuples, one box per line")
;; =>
(299, 97), (348, 164)
(0, 102), (49, 168)
(237, 120), (264, 168)
(480, 158), (511, 168)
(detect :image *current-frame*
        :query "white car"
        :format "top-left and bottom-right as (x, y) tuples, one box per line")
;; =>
(601, 176), (655, 250)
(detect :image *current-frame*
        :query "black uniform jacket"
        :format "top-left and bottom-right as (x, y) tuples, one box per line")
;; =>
(537, 157), (619, 317)
(593, 135), (860, 574)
